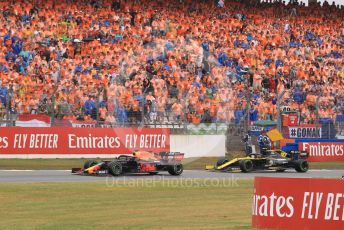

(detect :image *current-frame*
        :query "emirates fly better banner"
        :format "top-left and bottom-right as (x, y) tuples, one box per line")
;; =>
(0, 127), (170, 154)
(299, 142), (344, 162)
(252, 177), (344, 230)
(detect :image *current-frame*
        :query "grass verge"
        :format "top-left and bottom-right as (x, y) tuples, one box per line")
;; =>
(0, 180), (253, 230)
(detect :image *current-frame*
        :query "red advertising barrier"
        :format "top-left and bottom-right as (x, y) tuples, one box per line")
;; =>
(299, 142), (344, 162)
(252, 177), (344, 230)
(0, 127), (170, 154)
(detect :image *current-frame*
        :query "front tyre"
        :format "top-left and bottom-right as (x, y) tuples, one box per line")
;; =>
(240, 160), (253, 173)
(168, 163), (183, 176)
(295, 160), (309, 173)
(108, 161), (123, 176)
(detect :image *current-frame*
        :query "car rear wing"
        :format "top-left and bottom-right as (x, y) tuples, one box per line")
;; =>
(157, 152), (185, 161)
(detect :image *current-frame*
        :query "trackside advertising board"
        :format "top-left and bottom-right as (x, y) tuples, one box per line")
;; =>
(252, 177), (344, 230)
(299, 141), (344, 162)
(288, 124), (322, 139)
(0, 127), (170, 154)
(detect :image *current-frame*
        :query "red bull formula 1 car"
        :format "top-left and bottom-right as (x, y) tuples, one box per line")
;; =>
(72, 151), (184, 176)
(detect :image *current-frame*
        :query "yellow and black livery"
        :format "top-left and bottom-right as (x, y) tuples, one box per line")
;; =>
(206, 150), (309, 173)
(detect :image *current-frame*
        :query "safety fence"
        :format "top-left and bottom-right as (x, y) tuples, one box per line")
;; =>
(1, 115), (342, 138)
(0, 119), (240, 135)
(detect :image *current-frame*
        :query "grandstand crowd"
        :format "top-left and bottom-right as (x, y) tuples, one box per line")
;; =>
(0, 0), (343, 125)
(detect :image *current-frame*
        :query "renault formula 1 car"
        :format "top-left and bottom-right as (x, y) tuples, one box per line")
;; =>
(206, 150), (309, 173)
(72, 151), (184, 176)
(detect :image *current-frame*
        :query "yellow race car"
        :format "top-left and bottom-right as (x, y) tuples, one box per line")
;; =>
(206, 150), (309, 173)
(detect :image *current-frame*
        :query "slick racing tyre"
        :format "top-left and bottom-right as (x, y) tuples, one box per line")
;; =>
(168, 163), (183, 176)
(295, 160), (309, 173)
(216, 158), (229, 167)
(240, 160), (253, 173)
(84, 160), (98, 169)
(108, 161), (123, 176)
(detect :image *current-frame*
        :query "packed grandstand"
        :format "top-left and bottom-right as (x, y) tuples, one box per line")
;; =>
(0, 0), (343, 126)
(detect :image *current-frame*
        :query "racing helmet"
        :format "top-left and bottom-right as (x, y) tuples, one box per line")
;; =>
(258, 135), (264, 143)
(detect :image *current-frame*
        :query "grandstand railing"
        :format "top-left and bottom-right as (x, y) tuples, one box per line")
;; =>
(0, 116), (245, 136)
(1, 110), (341, 138)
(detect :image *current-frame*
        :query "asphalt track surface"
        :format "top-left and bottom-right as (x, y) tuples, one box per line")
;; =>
(0, 169), (343, 183)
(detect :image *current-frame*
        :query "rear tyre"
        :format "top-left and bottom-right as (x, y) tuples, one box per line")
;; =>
(216, 158), (229, 167)
(295, 160), (309, 173)
(168, 163), (183, 176)
(240, 160), (253, 173)
(108, 161), (123, 176)
(84, 160), (98, 169)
